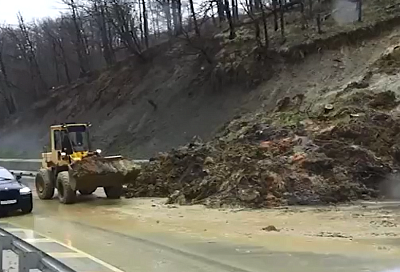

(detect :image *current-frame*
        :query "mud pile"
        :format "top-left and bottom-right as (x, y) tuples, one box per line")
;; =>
(126, 90), (400, 207)
(372, 45), (400, 75)
(71, 156), (141, 184)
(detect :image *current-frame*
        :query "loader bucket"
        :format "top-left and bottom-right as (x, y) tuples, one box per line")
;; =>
(68, 156), (141, 191)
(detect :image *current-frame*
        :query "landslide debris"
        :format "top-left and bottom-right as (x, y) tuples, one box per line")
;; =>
(71, 156), (141, 184)
(126, 89), (400, 208)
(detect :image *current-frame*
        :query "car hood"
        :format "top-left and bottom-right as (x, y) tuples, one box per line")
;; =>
(0, 180), (23, 190)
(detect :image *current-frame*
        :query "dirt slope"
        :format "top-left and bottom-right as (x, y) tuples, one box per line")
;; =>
(126, 39), (400, 208)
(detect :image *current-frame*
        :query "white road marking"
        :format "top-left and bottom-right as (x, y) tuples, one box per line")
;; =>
(48, 252), (86, 258)
(2, 225), (124, 272)
(23, 238), (52, 243)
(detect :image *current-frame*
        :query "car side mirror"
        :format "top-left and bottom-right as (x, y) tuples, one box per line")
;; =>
(15, 175), (22, 181)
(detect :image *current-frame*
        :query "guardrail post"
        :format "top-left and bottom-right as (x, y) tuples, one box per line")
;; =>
(18, 251), (40, 272)
(0, 235), (12, 270)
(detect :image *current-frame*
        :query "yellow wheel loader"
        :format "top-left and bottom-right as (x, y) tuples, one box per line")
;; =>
(35, 123), (140, 204)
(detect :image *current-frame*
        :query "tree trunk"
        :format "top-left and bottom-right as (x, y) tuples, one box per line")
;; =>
(0, 44), (10, 85)
(98, 0), (115, 66)
(224, 0), (235, 39)
(0, 46), (17, 114)
(164, 0), (173, 36)
(177, 0), (183, 33)
(142, 0), (149, 48)
(231, 0), (237, 22)
(189, 0), (200, 36)
(138, 0), (144, 43)
(316, 13), (322, 33)
(248, 0), (254, 12)
(279, 0), (285, 39)
(59, 39), (72, 84)
(52, 42), (61, 84)
(70, 0), (88, 77)
(17, 13), (47, 96)
(272, 0), (278, 31)
(171, 0), (179, 35)
(234, 0), (239, 20)
(254, 19), (261, 47)
(260, 3), (269, 48)
(216, 0), (225, 23)
(156, 5), (161, 37)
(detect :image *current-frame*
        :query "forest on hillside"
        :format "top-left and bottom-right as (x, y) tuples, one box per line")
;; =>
(0, 0), (361, 117)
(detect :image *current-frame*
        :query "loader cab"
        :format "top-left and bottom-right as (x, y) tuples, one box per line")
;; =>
(50, 123), (91, 163)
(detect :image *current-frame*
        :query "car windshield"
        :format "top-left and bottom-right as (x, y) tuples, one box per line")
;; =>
(0, 169), (14, 181)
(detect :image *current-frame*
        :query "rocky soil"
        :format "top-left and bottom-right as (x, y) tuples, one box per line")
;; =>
(125, 45), (400, 208)
(71, 156), (140, 186)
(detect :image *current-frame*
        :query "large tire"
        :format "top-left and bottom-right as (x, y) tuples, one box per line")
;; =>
(56, 172), (76, 204)
(104, 185), (122, 199)
(35, 168), (54, 200)
(79, 188), (96, 195)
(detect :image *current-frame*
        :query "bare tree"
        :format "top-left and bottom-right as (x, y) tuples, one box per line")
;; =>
(224, 0), (235, 39)
(260, 2), (269, 48)
(91, 0), (116, 66)
(0, 35), (17, 114)
(62, 0), (90, 77)
(279, 0), (285, 39)
(188, 0), (200, 36)
(272, 0), (279, 31)
(41, 19), (72, 83)
(142, 0), (150, 47)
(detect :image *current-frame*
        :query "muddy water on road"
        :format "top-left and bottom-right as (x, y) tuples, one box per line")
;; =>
(3, 184), (400, 272)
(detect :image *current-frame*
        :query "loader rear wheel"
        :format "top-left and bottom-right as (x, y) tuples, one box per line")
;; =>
(79, 188), (96, 195)
(104, 186), (122, 199)
(35, 169), (54, 200)
(56, 172), (76, 204)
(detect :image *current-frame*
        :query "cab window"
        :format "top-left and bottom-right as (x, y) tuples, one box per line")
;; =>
(54, 130), (62, 150)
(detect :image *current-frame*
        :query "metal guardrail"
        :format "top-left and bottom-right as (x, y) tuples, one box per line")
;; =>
(0, 228), (76, 272)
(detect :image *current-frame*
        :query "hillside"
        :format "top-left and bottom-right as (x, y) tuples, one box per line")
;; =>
(128, 39), (400, 207)
(1, 0), (400, 160)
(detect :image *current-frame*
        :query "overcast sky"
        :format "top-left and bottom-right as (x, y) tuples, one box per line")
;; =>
(0, 0), (65, 25)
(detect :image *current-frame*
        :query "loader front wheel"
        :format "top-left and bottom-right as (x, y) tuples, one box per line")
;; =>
(79, 188), (96, 195)
(56, 172), (76, 204)
(104, 186), (122, 199)
(35, 169), (54, 200)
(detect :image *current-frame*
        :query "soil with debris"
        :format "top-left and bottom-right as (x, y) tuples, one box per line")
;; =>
(125, 84), (400, 207)
(71, 156), (141, 185)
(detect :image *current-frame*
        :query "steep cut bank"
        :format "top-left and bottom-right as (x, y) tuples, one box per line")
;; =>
(2, 0), (400, 159)
(128, 44), (400, 207)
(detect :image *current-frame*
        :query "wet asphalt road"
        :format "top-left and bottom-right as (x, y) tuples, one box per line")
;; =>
(0, 177), (399, 272)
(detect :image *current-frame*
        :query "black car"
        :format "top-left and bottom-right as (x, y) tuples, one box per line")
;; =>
(0, 167), (32, 215)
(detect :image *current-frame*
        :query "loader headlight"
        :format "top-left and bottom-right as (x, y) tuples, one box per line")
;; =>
(19, 187), (31, 195)
(61, 152), (66, 156)
(96, 149), (102, 154)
